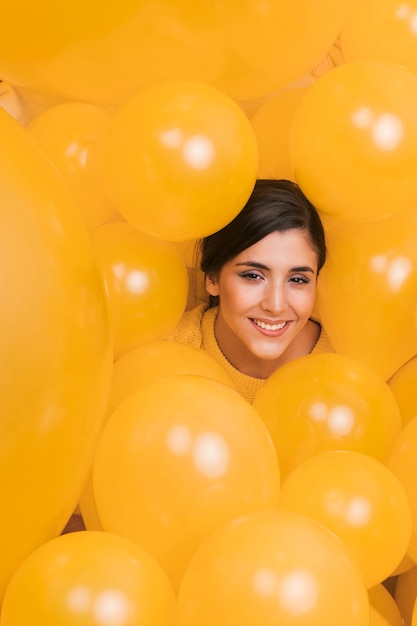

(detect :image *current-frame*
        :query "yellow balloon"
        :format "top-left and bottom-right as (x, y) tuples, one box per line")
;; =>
(93, 375), (280, 590)
(317, 217), (417, 380)
(0, 108), (112, 601)
(395, 566), (417, 626)
(0, 531), (176, 626)
(340, 0), (417, 79)
(368, 584), (403, 626)
(279, 450), (412, 588)
(104, 81), (258, 241)
(388, 356), (417, 426)
(253, 353), (402, 479)
(109, 341), (235, 415)
(389, 416), (417, 563)
(251, 87), (309, 181)
(176, 510), (370, 626)
(79, 341), (235, 529)
(28, 103), (115, 230)
(290, 61), (417, 222)
(90, 221), (189, 359)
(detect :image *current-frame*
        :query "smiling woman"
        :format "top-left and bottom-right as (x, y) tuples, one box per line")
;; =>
(167, 179), (335, 403)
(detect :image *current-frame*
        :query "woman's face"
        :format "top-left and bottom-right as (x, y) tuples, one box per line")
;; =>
(206, 229), (319, 377)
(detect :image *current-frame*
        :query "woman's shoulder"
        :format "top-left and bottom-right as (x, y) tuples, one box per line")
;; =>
(166, 303), (210, 347)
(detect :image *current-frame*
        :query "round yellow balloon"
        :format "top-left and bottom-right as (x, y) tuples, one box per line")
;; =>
(0, 108), (112, 601)
(317, 216), (417, 380)
(79, 341), (236, 530)
(279, 450), (412, 588)
(176, 510), (370, 626)
(290, 61), (417, 222)
(28, 103), (115, 230)
(90, 221), (189, 358)
(93, 375), (280, 591)
(104, 81), (258, 241)
(0, 531), (176, 626)
(253, 353), (402, 479)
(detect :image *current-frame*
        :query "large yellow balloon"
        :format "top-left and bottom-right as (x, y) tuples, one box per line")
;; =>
(0, 0), (349, 105)
(340, 0), (417, 79)
(290, 61), (417, 222)
(90, 221), (189, 359)
(176, 510), (370, 626)
(279, 450), (412, 588)
(79, 341), (236, 530)
(0, 108), (112, 601)
(317, 217), (417, 380)
(104, 81), (258, 241)
(389, 416), (417, 563)
(0, 531), (176, 626)
(253, 353), (402, 479)
(93, 375), (280, 590)
(28, 103), (115, 230)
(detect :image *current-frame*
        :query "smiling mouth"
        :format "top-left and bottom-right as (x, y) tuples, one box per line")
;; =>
(252, 319), (287, 331)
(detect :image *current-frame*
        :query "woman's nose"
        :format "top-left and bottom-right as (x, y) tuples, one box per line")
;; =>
(261, 283), (286, 314)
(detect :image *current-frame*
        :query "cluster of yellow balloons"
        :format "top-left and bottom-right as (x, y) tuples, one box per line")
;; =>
(2, 0), (417, 624)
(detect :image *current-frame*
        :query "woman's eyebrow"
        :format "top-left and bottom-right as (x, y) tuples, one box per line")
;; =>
(235, 261), (270, 270)
(235, 261), (316, 273)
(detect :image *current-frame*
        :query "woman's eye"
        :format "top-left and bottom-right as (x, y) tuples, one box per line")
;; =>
(290, 275), (310, 284)
(240, 272), (262, 281)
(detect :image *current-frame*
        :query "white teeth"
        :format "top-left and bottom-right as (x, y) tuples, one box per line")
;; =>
(253, 319), (286, 331)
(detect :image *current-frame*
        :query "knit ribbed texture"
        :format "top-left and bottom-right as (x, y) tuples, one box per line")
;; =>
(168, 304), (335, 404)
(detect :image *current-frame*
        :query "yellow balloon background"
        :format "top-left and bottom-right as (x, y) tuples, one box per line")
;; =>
(0, 531), (176, 626)
(0, 108), (112, 600)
